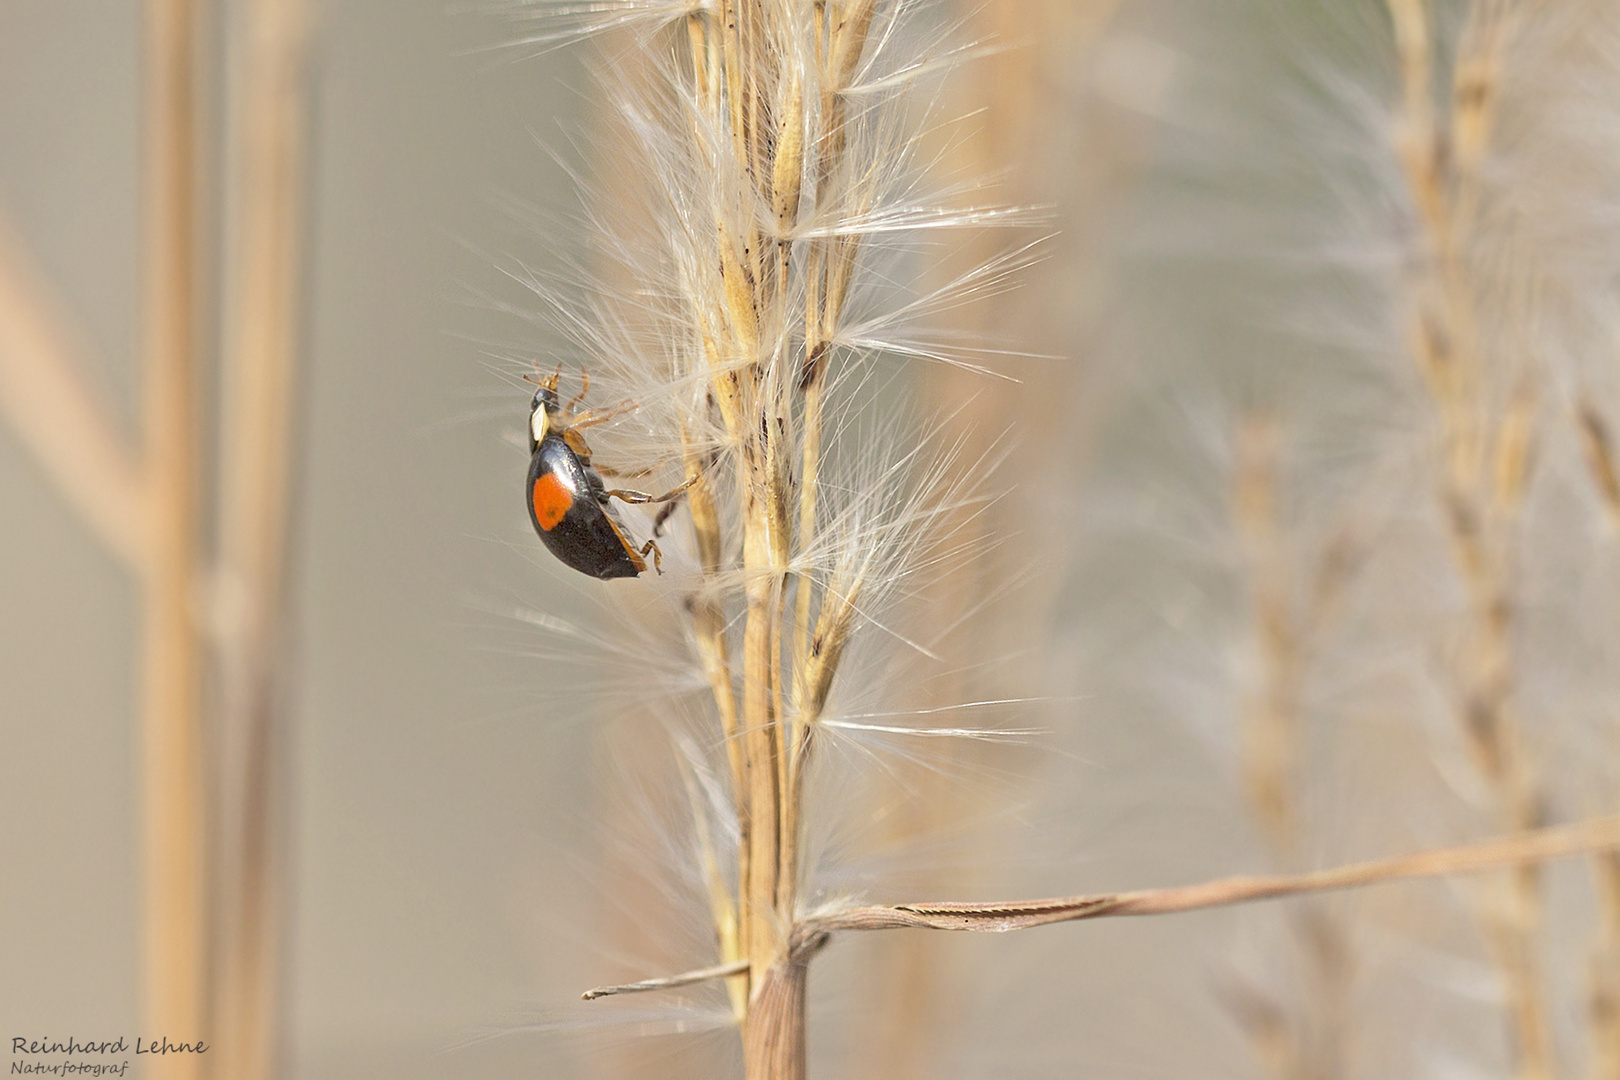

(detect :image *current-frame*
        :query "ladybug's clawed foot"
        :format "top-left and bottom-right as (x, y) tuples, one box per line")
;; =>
(638, 539), (664, 575)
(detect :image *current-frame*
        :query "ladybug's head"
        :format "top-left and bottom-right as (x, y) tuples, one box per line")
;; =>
(528, 369), (563, 452)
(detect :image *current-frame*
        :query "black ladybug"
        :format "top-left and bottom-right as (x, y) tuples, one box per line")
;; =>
(525, 371), (688, 579)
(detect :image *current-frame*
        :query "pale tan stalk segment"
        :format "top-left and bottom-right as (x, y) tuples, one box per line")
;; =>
(741, 959), (811, 1080)
(140, 2), (208, 1077)
(212, 2), (315, 1079)
(781, 0), (880, 947)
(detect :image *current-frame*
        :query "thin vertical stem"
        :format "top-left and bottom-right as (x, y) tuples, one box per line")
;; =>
(743, 960), (809, 1080)
(1592, 854), (1620, 1080)
(1576, 405), (1620, 1080)
(212, 1), (313, 1078)
(140, 1), (207, 1076)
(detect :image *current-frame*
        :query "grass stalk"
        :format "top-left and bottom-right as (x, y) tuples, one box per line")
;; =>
(645, 0), (883, 1070)
(139, 1), (208, 1076)
(557, 3), (879, 1074)
(211, 0), (313, 1077)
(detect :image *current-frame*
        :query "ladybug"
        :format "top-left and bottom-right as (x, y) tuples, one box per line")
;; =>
(525, 370), (689, 579)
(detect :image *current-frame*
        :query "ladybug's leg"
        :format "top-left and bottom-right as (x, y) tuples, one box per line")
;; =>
(593, 459), (659, 479)
(568, 400), (638, 431)
(565, 369), (591, 413)
(561, 428), (596, 463)
(637, 538), (664, 575)
(596, 445), (712, 480)
(604, 473), (698, 507)
(651, 493), (685, 537)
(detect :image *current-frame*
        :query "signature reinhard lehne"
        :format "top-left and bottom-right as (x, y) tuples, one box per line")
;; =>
(11, 1037), (208, 1076)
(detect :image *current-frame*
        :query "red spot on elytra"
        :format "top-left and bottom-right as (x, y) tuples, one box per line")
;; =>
(532, 473), (572, 530)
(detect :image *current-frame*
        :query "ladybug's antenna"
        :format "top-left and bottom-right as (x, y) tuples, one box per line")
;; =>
(565, 368), (591, 413)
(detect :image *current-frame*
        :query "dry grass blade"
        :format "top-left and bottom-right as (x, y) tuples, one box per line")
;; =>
(805, 816), (1620, 936)
(583, 959), (752, 1000)
(581, 817), (1620, 999)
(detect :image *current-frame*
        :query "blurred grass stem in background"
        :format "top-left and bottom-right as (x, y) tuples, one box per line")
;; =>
(1384, 1), (1547, 1073)
(212, 2), (313, 1079)
(139, 3), (208, 1076)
